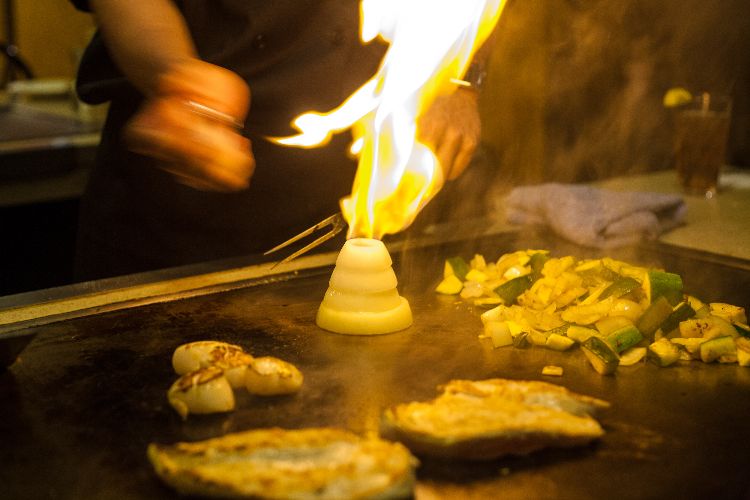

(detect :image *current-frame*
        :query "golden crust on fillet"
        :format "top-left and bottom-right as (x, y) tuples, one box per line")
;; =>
(147, 427), (417, 499)
(381, 378), (610, 460)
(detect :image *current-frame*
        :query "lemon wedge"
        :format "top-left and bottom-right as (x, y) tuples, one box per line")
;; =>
(663, 87), (693, 107)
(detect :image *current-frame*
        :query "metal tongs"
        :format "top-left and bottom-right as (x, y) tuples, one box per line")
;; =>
(264, 212), (347, 267)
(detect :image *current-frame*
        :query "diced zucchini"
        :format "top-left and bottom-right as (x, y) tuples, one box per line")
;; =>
(595, 316), (634, 337)
(736, 337), (750, 367)
(484, 321), (514, 348)
(446, 256), (470, 281)
(659, 302), (696, 335)
(606, 325), (644, 353)
(435, 275), (463, 295)
(512, 331), (530, 348)
(636, 296), (673, 338)
(735, 323), (750, 338)
(581, 337), (620, 375)
(541, 365), (564, 376)
(645, 270), (684, 306)
(600, 276), (642, 300)
(493, 275), (533, 304)
(671, 337), (706, 359)
(647, 338), (681, 367)
(567, 325), (599, 343)
(709, 303), (747, 325)
(528, 252), (550, 278)
(685, 295), (706, 313)
(619, 347), (647, 366)
(700, 336), (736, 363)
(546, 333), (576, 351)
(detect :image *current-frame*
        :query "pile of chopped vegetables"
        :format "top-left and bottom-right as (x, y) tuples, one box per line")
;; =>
(436, 250), (749, 375)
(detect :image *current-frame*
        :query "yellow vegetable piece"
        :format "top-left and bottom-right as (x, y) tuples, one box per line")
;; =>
(435, 275), (463, 295)
(541, 365), (564, 376)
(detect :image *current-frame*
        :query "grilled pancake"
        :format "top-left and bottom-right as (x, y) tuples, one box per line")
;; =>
(148, 427), (417, 499)
(382, 378), (609, 460)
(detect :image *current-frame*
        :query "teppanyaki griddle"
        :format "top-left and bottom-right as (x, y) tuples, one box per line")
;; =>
(1, 230), (749, 499)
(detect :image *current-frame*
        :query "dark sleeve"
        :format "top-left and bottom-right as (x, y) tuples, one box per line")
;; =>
(75, 31), (140, 104)
(70, 0), (91, 12)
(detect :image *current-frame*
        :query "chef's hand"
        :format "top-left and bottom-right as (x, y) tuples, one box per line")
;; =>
(418, 87), (481, 181)
(124, 59), (255, 192)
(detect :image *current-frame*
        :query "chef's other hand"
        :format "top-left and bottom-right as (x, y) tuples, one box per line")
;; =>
(418, 87), (481, 181)
(125, 59), (255, 192)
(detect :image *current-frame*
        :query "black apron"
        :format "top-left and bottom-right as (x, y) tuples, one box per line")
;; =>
(74, 0), (385, 279)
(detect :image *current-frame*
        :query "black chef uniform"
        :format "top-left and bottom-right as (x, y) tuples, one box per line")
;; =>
(70, 0), (385, 280)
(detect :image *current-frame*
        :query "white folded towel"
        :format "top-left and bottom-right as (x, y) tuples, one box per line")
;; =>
(506, 183), (687, 248)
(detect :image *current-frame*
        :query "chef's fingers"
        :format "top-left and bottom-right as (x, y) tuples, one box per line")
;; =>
(417, 88), (481, 181)
(158, 59), (250, 122)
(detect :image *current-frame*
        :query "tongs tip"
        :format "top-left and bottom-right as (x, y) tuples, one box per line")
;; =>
(264, 213), (346, 268)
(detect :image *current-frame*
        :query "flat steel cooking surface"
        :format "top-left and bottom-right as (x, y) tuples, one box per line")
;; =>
(2, 231), (749, 499)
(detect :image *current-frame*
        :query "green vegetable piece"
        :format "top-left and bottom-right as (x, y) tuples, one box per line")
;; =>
(636, 296), (674, 338)
(512, 331), (530, 349)
(699, 336), (736, 363)
(446, 256), (470, 281)
(528, 252), (549, 278)
(648, 338), (681, 367)
(600, 276), (642, 300)
(735, 323), (750, 338)
(567, 325), (598, 344)
(606, 325), (644, 353)
(546, 333), (576, 351)
(493, 275), (533, 304)
(581, 337), (619, 375)
(659, 302), (696, 336)
(646, 270), (684, 306)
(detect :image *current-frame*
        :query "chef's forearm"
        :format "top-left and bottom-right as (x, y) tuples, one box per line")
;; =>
(89, 0), (197, 96)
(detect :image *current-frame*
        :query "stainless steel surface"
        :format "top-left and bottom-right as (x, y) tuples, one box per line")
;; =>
(1, 230), (749, 499)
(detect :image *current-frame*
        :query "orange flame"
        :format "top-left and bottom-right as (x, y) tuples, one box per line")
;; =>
(273, 0), (505, 239)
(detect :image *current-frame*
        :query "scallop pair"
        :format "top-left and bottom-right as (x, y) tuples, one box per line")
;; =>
(168, 341), (303, 420)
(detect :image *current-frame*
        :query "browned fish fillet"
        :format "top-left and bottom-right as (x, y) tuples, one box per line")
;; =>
(381, 378), (610, 460)
(147, 427), (417, 499)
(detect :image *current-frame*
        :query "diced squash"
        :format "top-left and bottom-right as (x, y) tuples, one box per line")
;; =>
(484, 321), (513, 348)
(648, 338), (681, 367)
(595, 316), (633, 336)
(671, 337), (705, 359)
(709, 303), (747, 325)
(619, 347), (647, 366)
(567, 325), (599, 344)
(465, 269), (487, 283)
(736, 337), (750, 367)
(700, 336), (736, 363)
(546, 333), (575, 351)
(541, 365), (564, 376)
(435, 275), (463, 295)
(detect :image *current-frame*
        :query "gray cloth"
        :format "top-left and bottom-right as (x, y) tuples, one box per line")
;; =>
(506, 183), (687, 248)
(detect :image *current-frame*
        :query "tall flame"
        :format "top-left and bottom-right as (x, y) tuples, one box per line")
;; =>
(274, 0), (505, 239)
